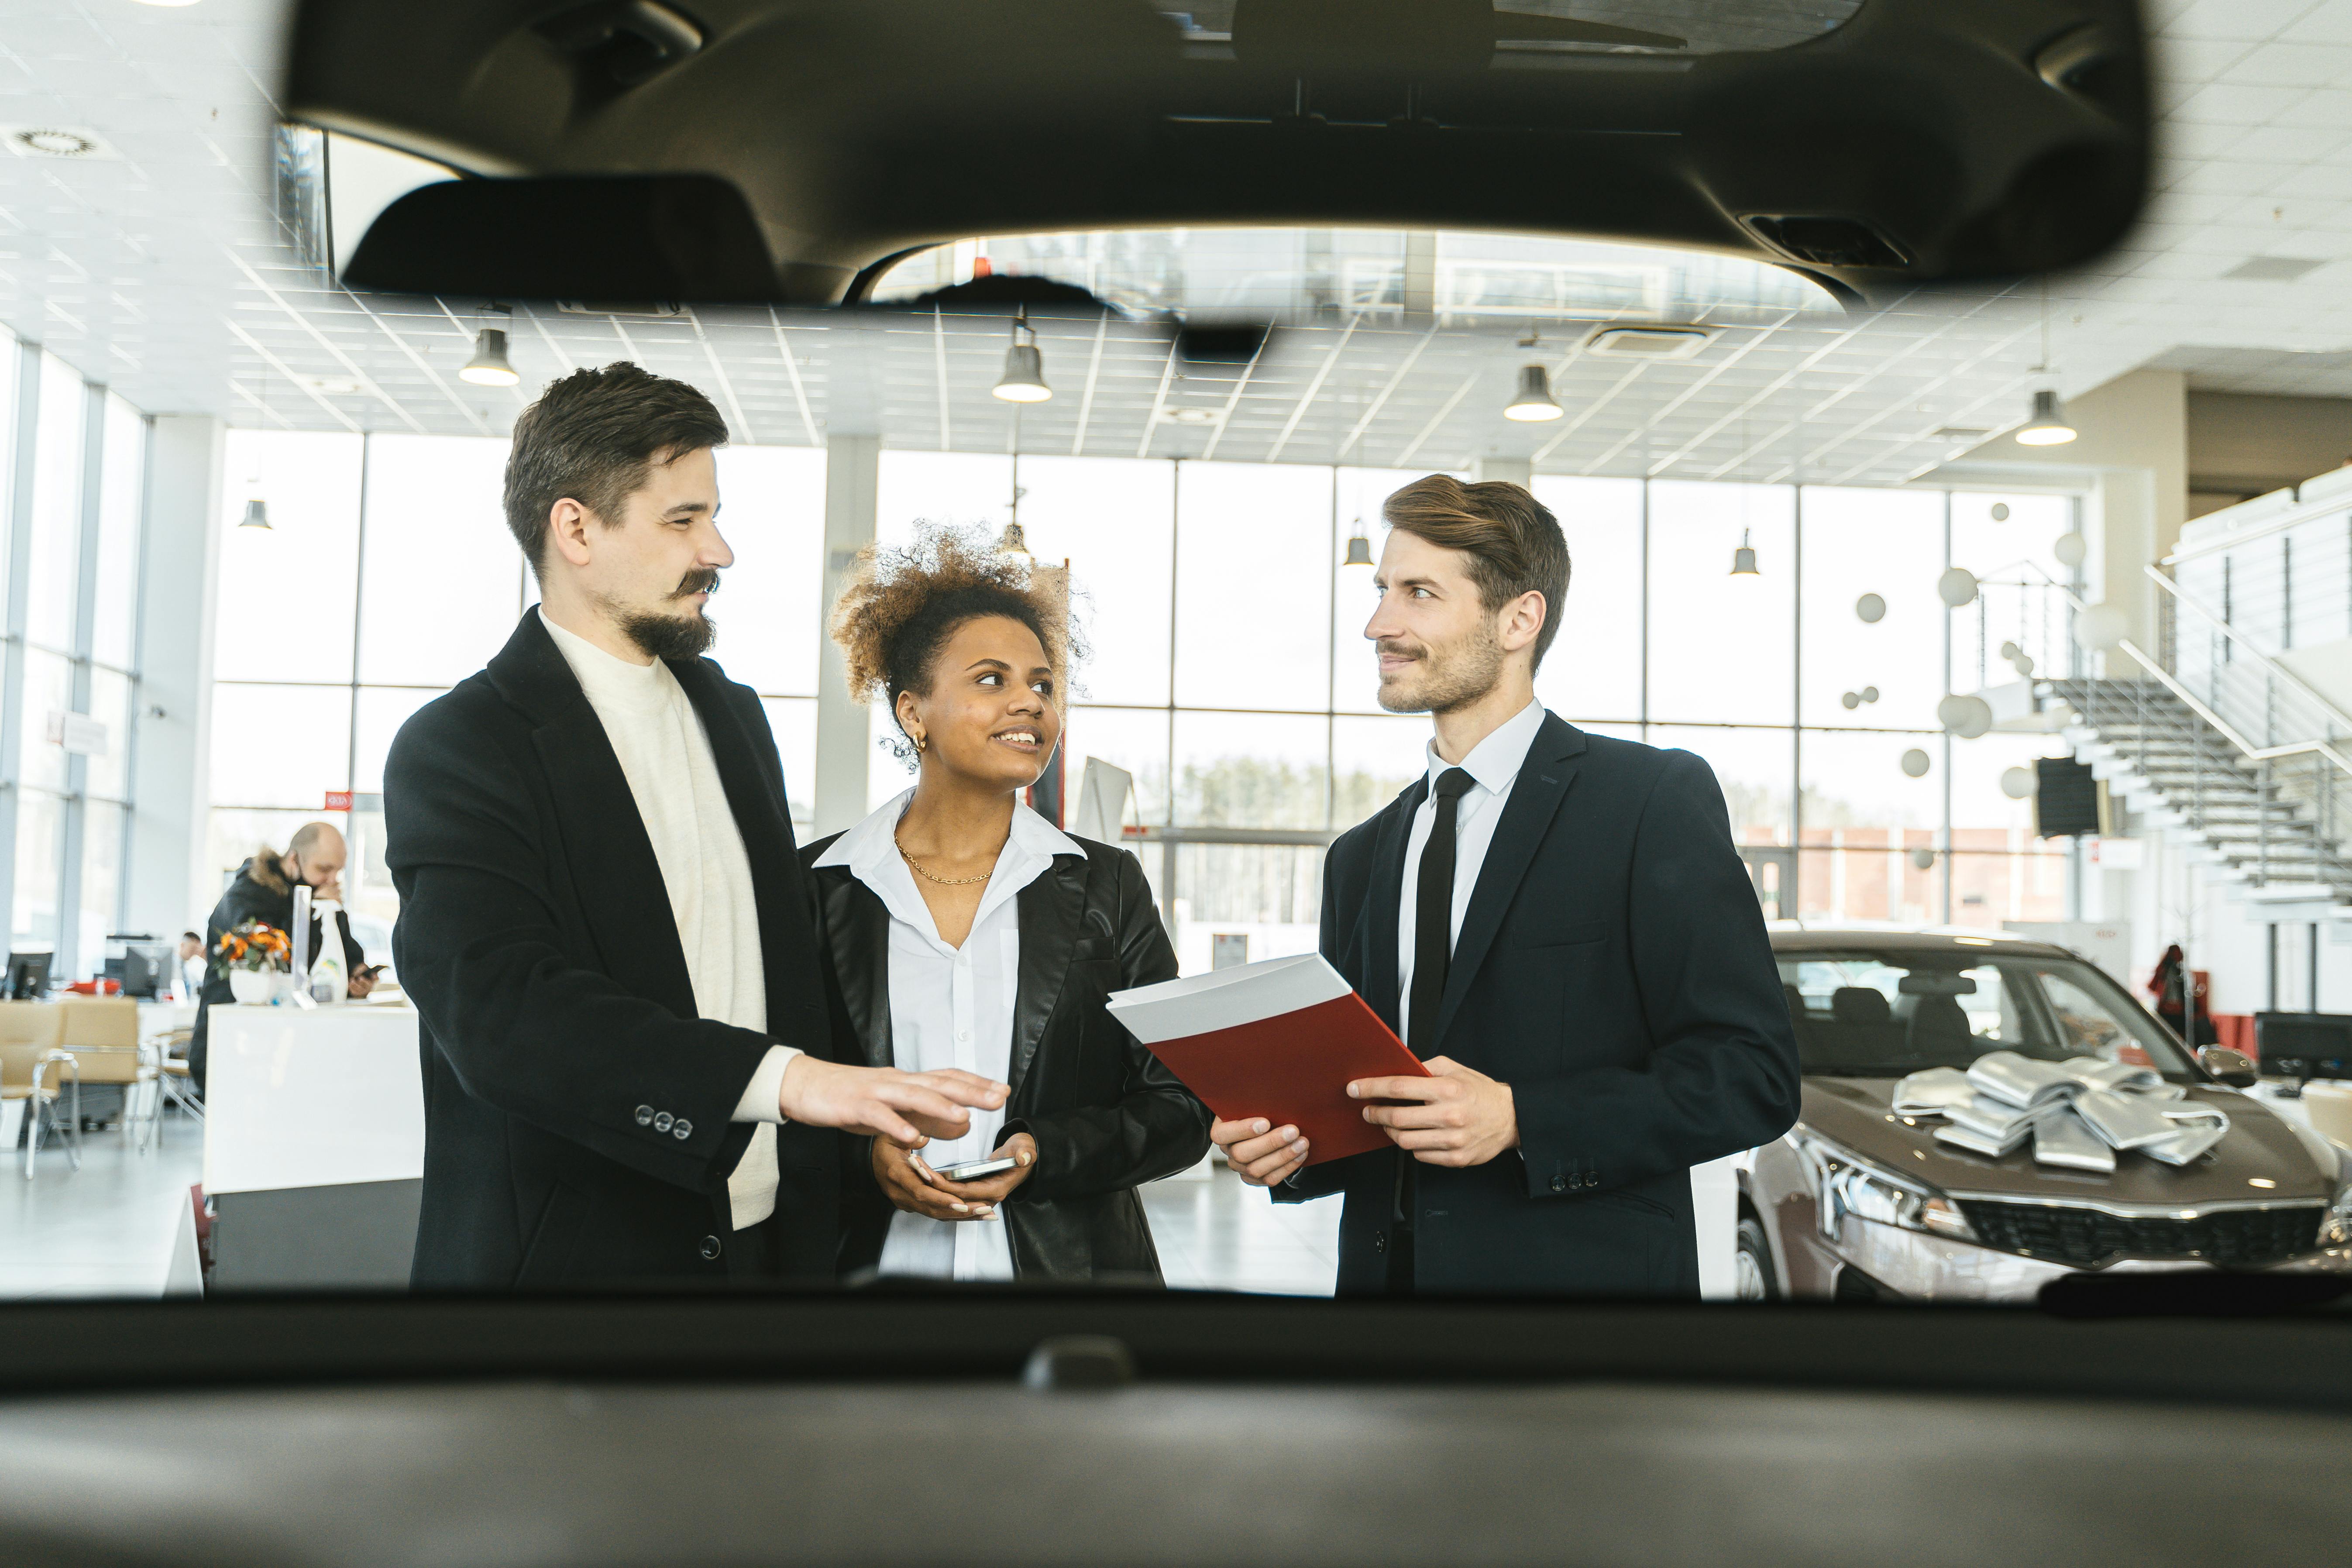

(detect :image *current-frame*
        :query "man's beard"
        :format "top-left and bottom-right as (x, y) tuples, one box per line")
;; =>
(612, 569), (719, 661)
(1375, 621), (1506, 715)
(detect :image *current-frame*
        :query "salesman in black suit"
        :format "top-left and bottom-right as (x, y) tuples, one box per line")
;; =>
(1211, 476), (1799, 1296)
(385, 363), (1004, 1290)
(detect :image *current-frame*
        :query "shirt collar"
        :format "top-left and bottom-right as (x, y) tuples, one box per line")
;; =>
(815, 790), (1084, 947)
(1425, 699), (1547, 798)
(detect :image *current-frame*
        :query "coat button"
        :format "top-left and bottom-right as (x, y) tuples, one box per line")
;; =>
(653, 1111), (674, 1133)
(634, 1105), (654, 1126)
(1551, 1175), (1567, 1193)
(1373, 1233), (1387, 1254)
(673, 1118), (692, 1140)
(699, 1234), (722, 1261)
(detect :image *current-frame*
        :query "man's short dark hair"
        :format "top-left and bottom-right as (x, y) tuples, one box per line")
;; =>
(503, 362), (729, 579)
(1382, 475), (1572, 669)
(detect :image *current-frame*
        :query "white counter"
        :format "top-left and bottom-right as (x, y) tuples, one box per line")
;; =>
(203, 1003), (424, 1196)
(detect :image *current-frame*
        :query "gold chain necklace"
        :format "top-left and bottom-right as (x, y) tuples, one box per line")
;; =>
(895, 830), (992, 886)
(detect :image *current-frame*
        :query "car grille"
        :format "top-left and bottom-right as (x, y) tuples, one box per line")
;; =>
(1956, 1200), (2326, 1269)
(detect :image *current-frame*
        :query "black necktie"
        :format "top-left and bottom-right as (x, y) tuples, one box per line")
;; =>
(1408, 767), (1476, 1057)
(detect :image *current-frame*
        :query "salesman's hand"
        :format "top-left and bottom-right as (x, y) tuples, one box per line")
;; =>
(345, 970), (378, 1000)
(1350, 1056), (1519, 1168)
(1211, 1117), (1309, 1187)
(779, 1055), (1007, 1145)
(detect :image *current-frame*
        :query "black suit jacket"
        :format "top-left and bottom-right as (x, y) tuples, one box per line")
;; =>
(384, 613), (842, 1291)
(804, 832), (1210, 1283)
(1282, 713), (1800, 1297)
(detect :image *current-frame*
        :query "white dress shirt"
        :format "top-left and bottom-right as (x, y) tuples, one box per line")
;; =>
(1396, 699), (1549, 1041)
(540, 609), (797, 1231)
(815, 789), (1081, 1281)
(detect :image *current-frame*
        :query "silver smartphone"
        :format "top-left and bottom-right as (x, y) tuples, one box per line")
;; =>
(933, 1155), (1018, 1183)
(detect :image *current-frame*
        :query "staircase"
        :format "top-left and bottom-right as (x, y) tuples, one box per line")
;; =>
(2048, 677), (2352, 905)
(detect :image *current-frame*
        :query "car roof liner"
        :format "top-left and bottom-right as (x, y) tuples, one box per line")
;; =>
(286, 0), (2151, 305)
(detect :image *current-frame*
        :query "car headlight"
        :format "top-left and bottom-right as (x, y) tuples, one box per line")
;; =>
(1793, 1131), (1977, 1245)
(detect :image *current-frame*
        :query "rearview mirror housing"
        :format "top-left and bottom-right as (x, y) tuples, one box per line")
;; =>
(2198, 1047), (2258, 1089)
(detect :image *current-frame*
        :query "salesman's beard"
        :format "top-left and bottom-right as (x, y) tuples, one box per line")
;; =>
(1375, 621), (1506, 716)
(612, 569), (720, 661)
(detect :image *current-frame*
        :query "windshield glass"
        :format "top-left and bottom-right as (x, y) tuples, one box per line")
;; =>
(1779, 949), (2199, 1081)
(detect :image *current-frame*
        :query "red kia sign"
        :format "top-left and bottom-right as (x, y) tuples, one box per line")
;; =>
(323, 791), (353, 811)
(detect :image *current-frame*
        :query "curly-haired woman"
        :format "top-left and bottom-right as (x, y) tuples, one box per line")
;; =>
(806, 524), (1210, 1283)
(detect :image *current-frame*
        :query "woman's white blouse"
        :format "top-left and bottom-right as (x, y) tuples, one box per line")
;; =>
(815, 790), (1084, 1281)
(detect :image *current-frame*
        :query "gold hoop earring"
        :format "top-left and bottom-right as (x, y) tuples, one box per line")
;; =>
(911, 732), (927, 753)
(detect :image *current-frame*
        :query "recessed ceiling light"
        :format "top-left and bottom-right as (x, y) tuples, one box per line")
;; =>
(1585, 325), (1712, 359)
(3, 125), (119, 160)
(2222, 255), (2325, 282)
(302, 376), (364, 396)
(1162, 406), (1219, 425)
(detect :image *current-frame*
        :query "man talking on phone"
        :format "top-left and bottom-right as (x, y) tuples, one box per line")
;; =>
(1209, 477), (1799, 1297)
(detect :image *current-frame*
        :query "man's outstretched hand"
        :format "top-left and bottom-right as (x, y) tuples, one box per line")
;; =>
(1350, 1056), (1518, 1168)
(778, 1055), (1007, 1145)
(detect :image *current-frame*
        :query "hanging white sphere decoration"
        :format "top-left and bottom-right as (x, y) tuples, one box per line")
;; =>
(1999, 640), (2021, 661)
(1901, 748), (1932, 778)
(2073, 602), (2129, 651)
(1856, 592), (1886, 624)
(1991, 502), (2011, 521)
(1937, 567), (1979, 609)
(1911, 846), (1937, 870)
(2001, 766), (2038, 800)
(2053, 532), (2087, 569)
(1862, 686), (1879, 703)
(1841, 691), (1861, 710)
(1936, 693), (1994, 739)
(2012, 651), (2036, 677)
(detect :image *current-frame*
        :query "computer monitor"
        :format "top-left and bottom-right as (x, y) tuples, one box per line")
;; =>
(119, 942), (172, 999)
(2252, 1011), (2352, 1083)
(6, 951), (52, 1001)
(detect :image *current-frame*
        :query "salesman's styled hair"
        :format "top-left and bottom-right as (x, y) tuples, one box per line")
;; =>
(1382, 475), (1571, 670)
(829, 523), (1081, 759)
(502, 362), (729, 579)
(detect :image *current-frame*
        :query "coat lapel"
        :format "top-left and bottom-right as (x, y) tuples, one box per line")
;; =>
(488, 615), (698, 1018)
(819, 876), (895, 1069)
(1008, 856), (1086, 1097)
(668, 658), (830, 1053)
(1365, 777), (1424, 1034)
(1430, 715), (1587, 1051)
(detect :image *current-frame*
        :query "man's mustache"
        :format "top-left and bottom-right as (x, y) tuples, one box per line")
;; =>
(674, 569), (721, 599)
(1375, 639), (1424, 662)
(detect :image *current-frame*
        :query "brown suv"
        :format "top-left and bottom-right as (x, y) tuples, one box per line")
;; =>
(1740, 930), (2352, 1301)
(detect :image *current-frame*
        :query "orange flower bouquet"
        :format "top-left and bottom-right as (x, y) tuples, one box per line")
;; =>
(217, 920), (292, 975)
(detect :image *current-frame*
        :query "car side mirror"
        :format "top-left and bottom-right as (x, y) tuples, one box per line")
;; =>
(2199, 1046), (2258, 1088)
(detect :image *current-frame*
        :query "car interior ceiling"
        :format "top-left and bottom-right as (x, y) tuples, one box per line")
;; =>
(286, 0), (2153, 304)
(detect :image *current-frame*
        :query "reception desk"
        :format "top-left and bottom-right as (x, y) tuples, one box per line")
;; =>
(203, 1002), (424, 1291)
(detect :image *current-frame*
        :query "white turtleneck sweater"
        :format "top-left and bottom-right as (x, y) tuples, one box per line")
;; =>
(540, 609), (796, 1230)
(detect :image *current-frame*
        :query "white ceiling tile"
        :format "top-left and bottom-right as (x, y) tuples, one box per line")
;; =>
(2269, 86), (2352, 125)
(2220, 40), (2352, 85)
(2170, 82), (2301, 123)
(2219, 123), (2352, 160)
(2163, 158), (2298, 193)
(2163, 0), (2327, 43)
(2281, 1), (2352, 44)
(2151, 36), (2261, 81)
(2270, 162), (2352, 198)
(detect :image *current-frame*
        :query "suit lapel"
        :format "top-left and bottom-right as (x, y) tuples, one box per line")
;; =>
(1431, 715), (1587, 1051)
(1008, 856), (1086, 1097)
(1365, 778), (1424, 1034)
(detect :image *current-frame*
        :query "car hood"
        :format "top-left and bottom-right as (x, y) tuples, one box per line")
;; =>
(1799, 1077), (2341, 1206)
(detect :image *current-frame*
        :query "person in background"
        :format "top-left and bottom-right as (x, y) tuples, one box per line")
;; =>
(175, 931), (204, 1002)
(2147, 943), (2212, 1046)
(188, 822), (375, 1089)
(1211, 476), (1800, 1296)
(806, 526), (1210, 1283)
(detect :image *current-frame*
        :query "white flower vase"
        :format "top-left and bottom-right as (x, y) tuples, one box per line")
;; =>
(229, 968), (277, 1005)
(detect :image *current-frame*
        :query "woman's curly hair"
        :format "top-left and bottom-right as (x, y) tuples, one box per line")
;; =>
(829, 522), (1084, 759)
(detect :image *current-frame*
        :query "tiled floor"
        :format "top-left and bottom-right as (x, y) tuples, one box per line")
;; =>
(1, 1109), (205, 1300)
(0, 1116), (1336, 1299)
(1141, 1162), (1339, 1296)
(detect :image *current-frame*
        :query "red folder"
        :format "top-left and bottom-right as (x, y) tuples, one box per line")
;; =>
(1106, 955), (1429, 1165)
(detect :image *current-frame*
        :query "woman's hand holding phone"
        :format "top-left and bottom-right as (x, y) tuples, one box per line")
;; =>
(873, 1131), (1038, 1221)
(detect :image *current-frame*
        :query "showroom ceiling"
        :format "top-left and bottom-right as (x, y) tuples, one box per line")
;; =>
(6, 0), (2352, 484)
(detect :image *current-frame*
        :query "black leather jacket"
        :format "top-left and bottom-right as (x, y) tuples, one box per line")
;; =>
(802, 830), (1210, 1284)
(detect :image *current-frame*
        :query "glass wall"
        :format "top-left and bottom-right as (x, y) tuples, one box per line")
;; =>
(205, 431), (2076, 969)
(0, 333), (150, 977)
